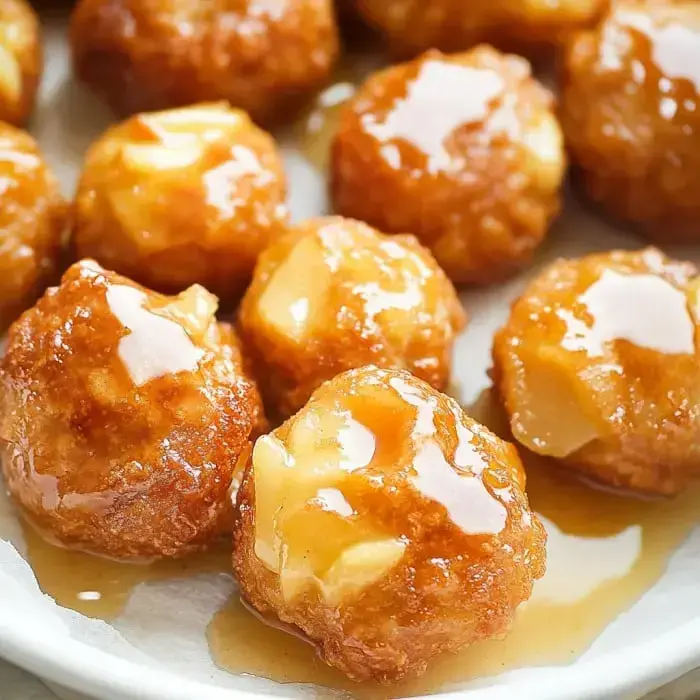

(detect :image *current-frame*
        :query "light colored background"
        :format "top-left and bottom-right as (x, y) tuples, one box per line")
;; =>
(3, 7), (700, 700)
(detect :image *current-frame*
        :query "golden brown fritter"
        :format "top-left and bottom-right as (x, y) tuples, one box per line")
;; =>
(69, 0), (340, 124)
(356, 0), (606, 58)
(0, 0), (41, 126)
(238, 216), (466, 418)
(561, 1), (700, 242)
(72, 103), (288, 303)
(233, 366), (546, 683)
(0, 260), (264, 561)
(0, 122), (67, 331)
(331, 47), (566, 286)
(493, 248), (700, 496)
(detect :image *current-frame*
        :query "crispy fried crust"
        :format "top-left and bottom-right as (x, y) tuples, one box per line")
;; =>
(356, 0), (606, 58)
(0, 261), (264, 560)
(238, 216), (466, 418)
(0, 0), (41, 126)
(493, 248), (700, 495)
(0, 122), (67, 331)
(233, 366), (546, 683)
(72, 103), (288, 304)
(69, 0), (339, 124)
(331, 47), (566, 285)
(561, 1), (700, 242)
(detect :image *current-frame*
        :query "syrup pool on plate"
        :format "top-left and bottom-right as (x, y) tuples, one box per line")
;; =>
(3, 387), (698, 697)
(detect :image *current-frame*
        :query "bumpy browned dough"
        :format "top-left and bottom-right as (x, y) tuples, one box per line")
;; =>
(0, 122), (67, 331)
(69, 0), (339, 124)
(356, 0), (606, 58)
(331, 47), (566, 286)
(561, 1), (700, 242)
(0, 260), (264, 560)
(233, 366), (546, 683)
(72, 103), (288, 303)
(0, 0), (41, 125)
(238, 216), (466, 418)
(493, 248), (700, 496)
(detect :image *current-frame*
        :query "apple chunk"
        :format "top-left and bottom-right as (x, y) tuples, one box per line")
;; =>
(257, 236), (331, 343)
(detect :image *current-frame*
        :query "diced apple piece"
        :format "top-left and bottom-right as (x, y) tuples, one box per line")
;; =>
(512, 347), (599, 458)
(278, 505), (364, 601)
(142, 103), (243, 133)
(279, 561), (314, 602)
(121, 143), (202, 171)
(163, 284), (219, 339)
(258, 235), (331, 343)
(322, 539), (406, 604)
(253, 435), (295, 571)
(0, 45), (21, 102)
(522, 113), (566, 194)
(288, 405), (376, 483)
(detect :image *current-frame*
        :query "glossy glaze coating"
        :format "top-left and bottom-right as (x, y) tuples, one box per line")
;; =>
(562, 1), (700, 242)
(0, 122), (67, 331)
(69, 0), (339, 124)
(331, 48), (566, 285)
(233, 366), (546, 683)
(238, 216), (466, 418)
(0, 260), (264, 560)
(356, 0), (605, 58)
(72, 103), (288, 303)
(0, 0), (41, 125)
(493, 248), (700, 496)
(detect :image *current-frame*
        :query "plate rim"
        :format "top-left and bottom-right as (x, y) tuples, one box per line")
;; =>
(1, 596), (699, 700)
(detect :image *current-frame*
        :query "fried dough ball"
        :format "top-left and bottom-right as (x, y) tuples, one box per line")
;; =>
(493, 248), (700, 496)
(561, 1), (700, 242)
(331, 48), (566, 285)
(69, 0), (339, 124)
(0, 260), (264, 560)
(356, 0), (606, 58)
(233, 366), (546, 683)
(0, 122), (67, 331)
(72, 103), (288, 303)
(238, 216), (466, 418)
(0, 0), (41, 126)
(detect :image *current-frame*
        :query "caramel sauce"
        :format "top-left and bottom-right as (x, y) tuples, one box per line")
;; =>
(19, 521), (230, 619)
(560, 267), (695, 358)
(2, 388), (698, 696)
(106, 282), (206, 386)
(618, 7), (700, 93)
(605, 5), (700, 131)
(206, 389), (700, 696)
(297, 56), (508, 175)
(361, 59), (505, 175)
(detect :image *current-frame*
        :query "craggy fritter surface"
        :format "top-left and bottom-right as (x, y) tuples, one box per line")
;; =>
(493, 248), (700, 496)
(72, 103), (288, 303)
(561, 1), (700, 242)
(0, 260), (264, 560)
(238, 216), (466, 418)
(0, 122), (67, 331)
(331, 47), (566, 285)
(356, 0), (606, 58)
(0, 0), (41, 125)
(69, 0), (339, 124)
(233, 366), (546, 683)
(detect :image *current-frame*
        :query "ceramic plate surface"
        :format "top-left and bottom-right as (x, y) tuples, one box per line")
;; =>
(2, 9), (700, 700)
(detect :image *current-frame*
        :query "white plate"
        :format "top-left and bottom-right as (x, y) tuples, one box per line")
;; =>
(2, 8), (700, 700)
